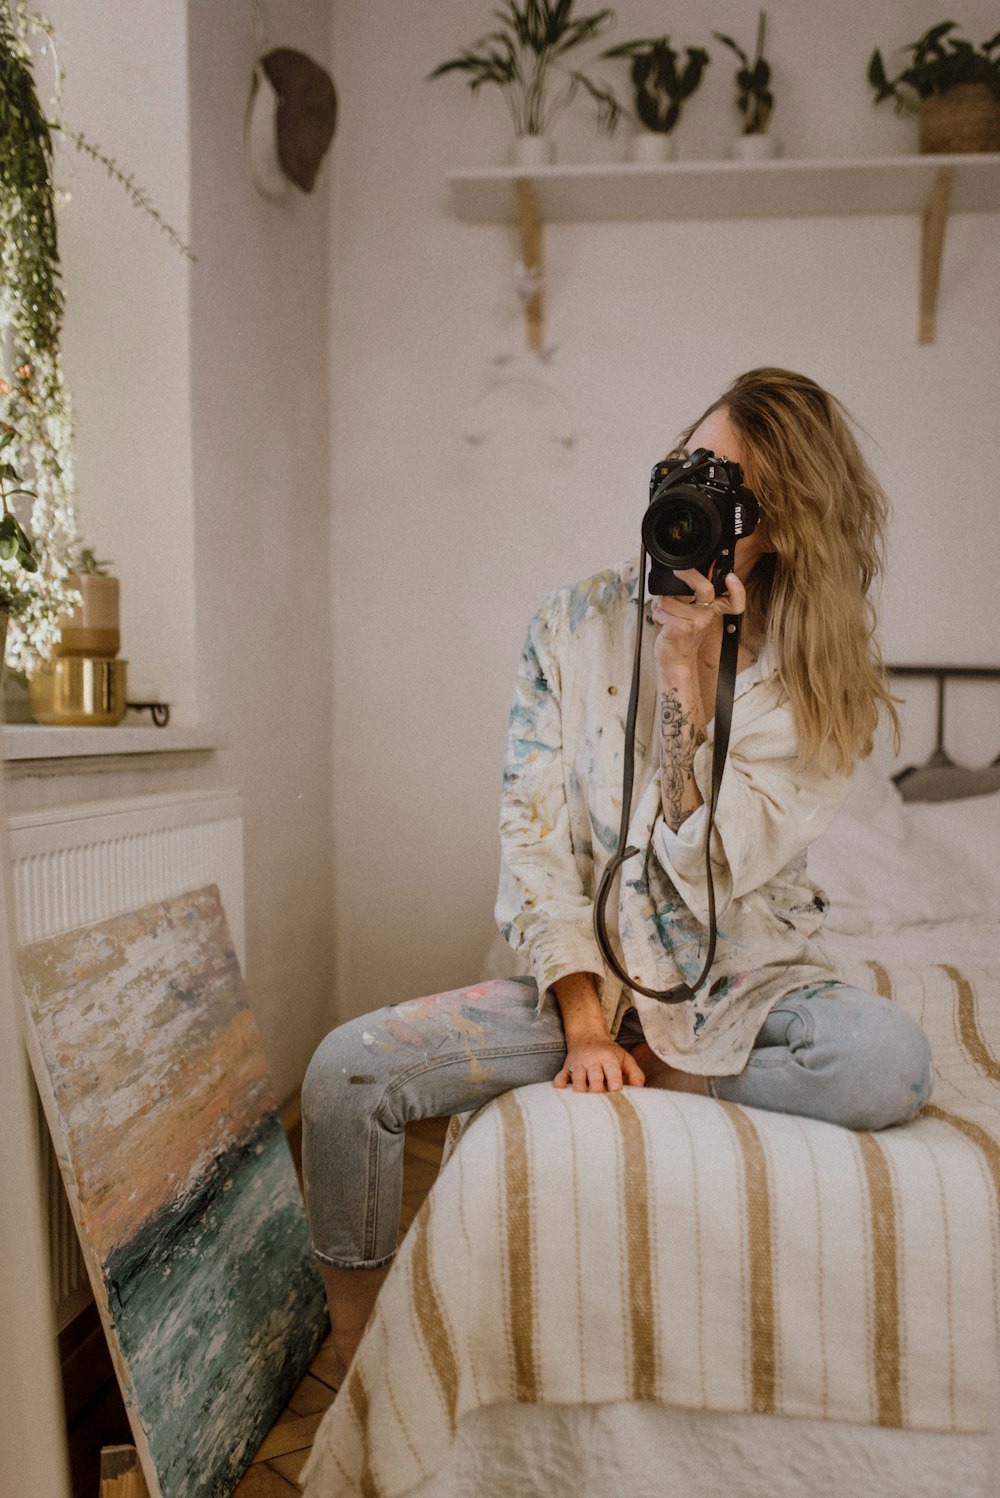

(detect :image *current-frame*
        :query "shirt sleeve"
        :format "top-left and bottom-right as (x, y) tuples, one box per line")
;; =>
(650, 698), (851, 926)
(495, 600), (609, 1013)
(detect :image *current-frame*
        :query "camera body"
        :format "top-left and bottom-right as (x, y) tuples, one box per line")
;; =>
(643, 447), (760, 596)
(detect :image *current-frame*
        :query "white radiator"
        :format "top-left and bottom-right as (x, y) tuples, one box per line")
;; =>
(8, 790), (245, 1330)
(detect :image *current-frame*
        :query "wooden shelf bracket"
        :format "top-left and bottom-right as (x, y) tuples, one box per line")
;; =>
(919, 165), (955, 345)
(515, 178), (544, 352)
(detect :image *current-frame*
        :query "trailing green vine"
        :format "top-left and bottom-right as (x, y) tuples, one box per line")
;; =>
(0, 1), (78, 670)
(0, 1), (192, 672)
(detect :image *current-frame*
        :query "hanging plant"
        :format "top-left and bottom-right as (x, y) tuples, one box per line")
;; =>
(0, 1), (192, 674)
(0, 5), (79, 671)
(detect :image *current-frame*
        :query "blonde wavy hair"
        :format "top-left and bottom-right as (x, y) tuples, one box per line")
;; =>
(675, 367), (899, 776)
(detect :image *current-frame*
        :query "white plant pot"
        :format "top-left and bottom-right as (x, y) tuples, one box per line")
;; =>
(629, 131), (675, 163)
(512, 135), (555, 168)
(732, 133), (780, 162)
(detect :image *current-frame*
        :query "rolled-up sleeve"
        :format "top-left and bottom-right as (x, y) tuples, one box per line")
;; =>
(651, 706), (850, 925)
(495, 603), (608, 1011)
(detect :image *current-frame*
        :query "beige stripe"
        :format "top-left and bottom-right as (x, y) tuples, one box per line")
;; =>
(856, 1132), (903, 1426)
(924, 1104), (1000, 1212)
(925, 1103), (1000, 1350)
(943, 965), (1000, 1082)
(865, 960), (893, 1000)
(410, 1206), (460, 1433)
(497, 1089), (538, 1400)
(608, 1092), (658, 1399)
(346, 1365), (381, 1498)
(723, 1103), (777, 1413)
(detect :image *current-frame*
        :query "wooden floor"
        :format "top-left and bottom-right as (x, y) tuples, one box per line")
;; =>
(68, 1117), (448, 1498)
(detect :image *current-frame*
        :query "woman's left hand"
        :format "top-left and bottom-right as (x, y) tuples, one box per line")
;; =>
(652, 567), (746, 673)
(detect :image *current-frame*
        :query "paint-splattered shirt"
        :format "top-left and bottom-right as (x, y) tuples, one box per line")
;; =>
(495, 558), (851, 1076)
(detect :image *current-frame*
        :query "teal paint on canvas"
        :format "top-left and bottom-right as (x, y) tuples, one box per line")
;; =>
(19, 886), (329, 1498)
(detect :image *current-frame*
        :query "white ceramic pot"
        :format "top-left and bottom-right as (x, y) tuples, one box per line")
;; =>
(629, 131), (674, 163)
(512, 135), (555, 168)
(732, 133), (780, 162)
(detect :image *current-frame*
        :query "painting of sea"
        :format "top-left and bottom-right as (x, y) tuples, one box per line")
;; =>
(18, 884), (328, 1498)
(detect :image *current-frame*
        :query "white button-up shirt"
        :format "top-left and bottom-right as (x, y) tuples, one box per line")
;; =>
(495, 558), (852, 1075)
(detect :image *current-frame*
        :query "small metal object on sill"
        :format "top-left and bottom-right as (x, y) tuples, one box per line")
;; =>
(126, 701), (171, 727)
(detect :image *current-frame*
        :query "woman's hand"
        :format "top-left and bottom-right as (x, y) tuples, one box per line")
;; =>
(553, 1033), (646, 1093)
(652, 567), (745, 675)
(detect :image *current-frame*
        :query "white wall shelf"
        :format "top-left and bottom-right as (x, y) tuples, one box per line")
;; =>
(446, 153), (1000, 344)
(447, 153), (1000, 222)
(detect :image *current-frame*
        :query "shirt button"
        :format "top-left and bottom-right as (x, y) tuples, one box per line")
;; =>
(608, 685), (618, 696)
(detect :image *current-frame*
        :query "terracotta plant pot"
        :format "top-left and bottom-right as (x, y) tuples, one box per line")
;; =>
(920, 82), (1000, 154)
(54, 572), (121, 658)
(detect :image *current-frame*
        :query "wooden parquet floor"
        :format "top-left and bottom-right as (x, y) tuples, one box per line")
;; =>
(71, 1117), (448, 1498)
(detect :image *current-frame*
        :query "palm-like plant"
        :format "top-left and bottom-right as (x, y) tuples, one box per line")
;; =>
(600, 36), (710, 135)
(713, 11), (773, 136)
(427, 0), (621, 138)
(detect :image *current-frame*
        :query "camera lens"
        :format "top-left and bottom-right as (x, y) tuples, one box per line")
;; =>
(657, 502), (707, 556)
(642, 486), (721, 570)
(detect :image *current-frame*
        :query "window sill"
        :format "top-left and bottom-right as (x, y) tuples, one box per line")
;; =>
(2, 723), (225, 762)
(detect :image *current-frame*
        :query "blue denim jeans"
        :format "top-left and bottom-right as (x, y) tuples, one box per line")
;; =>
(301, 976), (932, 1269)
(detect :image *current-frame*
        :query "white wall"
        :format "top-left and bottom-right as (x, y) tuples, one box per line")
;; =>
(327, 0), (1000, 1022)
(188, 0), (336, 1100)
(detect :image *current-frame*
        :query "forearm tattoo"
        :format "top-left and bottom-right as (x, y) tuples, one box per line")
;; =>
(659, 688), (706, 830)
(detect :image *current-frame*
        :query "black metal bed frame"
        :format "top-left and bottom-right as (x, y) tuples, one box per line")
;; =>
(886, 663), (1000, 777)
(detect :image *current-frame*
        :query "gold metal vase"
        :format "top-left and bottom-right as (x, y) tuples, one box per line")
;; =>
(29, 656), (128, 727)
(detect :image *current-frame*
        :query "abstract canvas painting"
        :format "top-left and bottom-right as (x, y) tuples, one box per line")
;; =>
(18, 884), (328, 1498)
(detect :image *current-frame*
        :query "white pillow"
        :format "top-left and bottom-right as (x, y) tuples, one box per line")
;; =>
(809, 786), (1000, 937)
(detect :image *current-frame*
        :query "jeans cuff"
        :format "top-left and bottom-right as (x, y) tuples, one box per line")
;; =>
(314, 1247), (398, 1271)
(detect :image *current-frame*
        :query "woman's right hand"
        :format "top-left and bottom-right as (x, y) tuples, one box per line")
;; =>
(553, 1034), (646, 1093)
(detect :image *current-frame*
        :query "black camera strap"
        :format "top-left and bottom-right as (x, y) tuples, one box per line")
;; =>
(593, 544), (741, 1004)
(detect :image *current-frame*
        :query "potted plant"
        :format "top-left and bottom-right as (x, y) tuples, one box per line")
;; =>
(713, 11), (777, 160)
(600, 34), (710, 161)
(53, 546), (120, 658)
(868, 22), (1000, 154)
(427, 0), (622, 166)
(30, 543), (126, 726)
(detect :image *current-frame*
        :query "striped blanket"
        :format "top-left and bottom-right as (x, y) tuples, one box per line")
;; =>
(301, 961), (1000, 1498)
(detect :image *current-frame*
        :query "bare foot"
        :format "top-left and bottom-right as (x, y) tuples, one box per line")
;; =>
(629, 1042), (708, 1096)
(319, 1261), (393, 1374)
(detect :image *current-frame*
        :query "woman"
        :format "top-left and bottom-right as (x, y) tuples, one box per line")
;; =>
(302, 367), (933, 1371)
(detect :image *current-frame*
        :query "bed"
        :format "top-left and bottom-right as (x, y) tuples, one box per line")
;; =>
(301, 667), (1000, 1498)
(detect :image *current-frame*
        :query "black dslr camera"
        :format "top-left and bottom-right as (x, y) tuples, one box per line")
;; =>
(643, 447), (760, 597)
